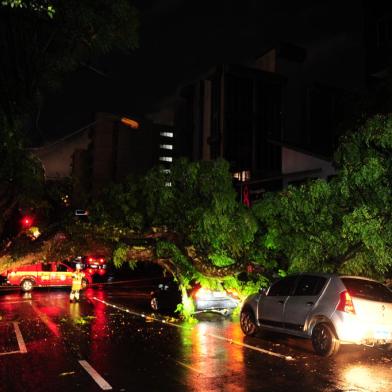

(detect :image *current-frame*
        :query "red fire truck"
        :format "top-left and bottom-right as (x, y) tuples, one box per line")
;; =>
(4, 261), (92, 292)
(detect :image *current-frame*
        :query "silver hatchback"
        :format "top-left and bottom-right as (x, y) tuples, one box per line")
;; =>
(240, 273), (392, 356)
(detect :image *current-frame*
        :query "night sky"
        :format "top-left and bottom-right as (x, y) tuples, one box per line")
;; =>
(39, 0), (364, 141)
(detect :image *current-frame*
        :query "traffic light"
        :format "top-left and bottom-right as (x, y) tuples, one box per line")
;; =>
(21, 216), (33, 229)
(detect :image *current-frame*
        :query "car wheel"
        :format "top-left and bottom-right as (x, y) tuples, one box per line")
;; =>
(240, 307), (258, 336)
(21, 279), (34, 292)
(81, 278), (88, 290)
(312, 323), (340, 357)
(151, 297), (159, 311)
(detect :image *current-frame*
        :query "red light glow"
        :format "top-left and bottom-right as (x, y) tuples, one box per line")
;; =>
(21, 216), (33, 228)
(337, 291), (356, 314)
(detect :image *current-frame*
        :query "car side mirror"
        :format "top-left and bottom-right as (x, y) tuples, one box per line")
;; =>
(259, 287), (267, 296)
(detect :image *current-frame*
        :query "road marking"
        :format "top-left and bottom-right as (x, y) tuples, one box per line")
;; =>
(208, 333), (293, 361)
(79, 360), (113, 390)
(92, 297), (295, 361)
(174, 360), (205, 375)
(13, 322), (27, 353)
(30, 303), (60, 337)
(0, 350), (22, 356)
(0, 299), (37, 305)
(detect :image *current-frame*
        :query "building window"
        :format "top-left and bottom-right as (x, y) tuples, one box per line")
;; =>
(159, 156), (173, 162)
(233, 170), (251, 182)
(160, 144), (173, 150)
(160, 131), (174, 138)
(161, 169), (171, 174)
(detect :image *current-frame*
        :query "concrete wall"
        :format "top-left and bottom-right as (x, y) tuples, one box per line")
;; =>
(32, 129), (90, 179)
(281, 146), (335, 187)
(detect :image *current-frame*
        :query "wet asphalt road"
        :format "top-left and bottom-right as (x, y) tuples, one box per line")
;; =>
(1, 280), (392, 392)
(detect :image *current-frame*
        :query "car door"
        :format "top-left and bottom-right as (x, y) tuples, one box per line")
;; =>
(258, 276), (298, 328)
(38, 262), (53, 285)
(55, 263), (73, 285)
(283, 275), (328, 332)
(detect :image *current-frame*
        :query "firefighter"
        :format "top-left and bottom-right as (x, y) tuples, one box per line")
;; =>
(70, 263), (85, 302)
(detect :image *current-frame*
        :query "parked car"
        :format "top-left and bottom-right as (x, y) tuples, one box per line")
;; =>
(4, 261), (92, 292)
(150, 279), (240, 316)
(240, 273), (392, 357)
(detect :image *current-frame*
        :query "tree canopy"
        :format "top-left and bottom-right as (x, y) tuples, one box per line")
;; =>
(0, 0), (139, 245)
(253, 114), (392, 279)
(3, 115), (392, 293)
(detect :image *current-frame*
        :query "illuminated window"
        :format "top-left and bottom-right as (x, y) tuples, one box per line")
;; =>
(233, 170), (251, 182)
(160, 144), (173, 150)
(160, 131), (174, 138)
(159, 156), (173, 162)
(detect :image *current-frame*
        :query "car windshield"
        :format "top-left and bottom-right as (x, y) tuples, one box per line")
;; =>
(342, 278), (392, 303)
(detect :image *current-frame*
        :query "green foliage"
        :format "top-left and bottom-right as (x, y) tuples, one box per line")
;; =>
(0, 122), (44, 195)
(113, 243), (129, 268)
(89, 178), (144, 231)
(93, 158), (264, 277)
(1, 0), (55, 17)
(143, 159), (259, 260)
(208, 253), (236, 267)
(220, 274), (269, 300)
(0, 0), (139, 241)
(253, 114), (392, 279)
(176, 286), (196, 319)
(113, 243), (137, 270)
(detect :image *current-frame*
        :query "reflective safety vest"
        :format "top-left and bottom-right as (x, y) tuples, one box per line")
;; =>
(71, 271), (85, 291)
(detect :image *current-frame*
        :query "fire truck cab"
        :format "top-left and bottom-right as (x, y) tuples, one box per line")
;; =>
(6, 262), (92, 292)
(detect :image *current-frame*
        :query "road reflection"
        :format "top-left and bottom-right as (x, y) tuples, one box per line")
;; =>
(180, 318), (245, 391)
(340, 363), (392, 392)
(1, 286), (392, 392)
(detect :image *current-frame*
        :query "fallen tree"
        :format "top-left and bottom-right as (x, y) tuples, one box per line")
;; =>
(3, 116), (392, 317)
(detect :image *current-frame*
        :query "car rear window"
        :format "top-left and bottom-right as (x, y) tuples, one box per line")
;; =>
(342, 278), (392, 303)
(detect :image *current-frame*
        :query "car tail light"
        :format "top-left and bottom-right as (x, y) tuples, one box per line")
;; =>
(337, 290), (356, 314)
(195, 287), (212, 299)
(98, 269), (106, 275)
(88, 257), (94, 263)
(226, 289), (239, 298)
(87, 268), (93, 274)
(99, 258), (104, 263)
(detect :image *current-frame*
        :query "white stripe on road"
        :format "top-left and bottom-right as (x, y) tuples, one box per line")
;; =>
(0, 299), (37, 305)
(79, 360), (113, 390)
(13, 322), (27, 353)
(174, 360), (205, 375)
(208, 332), (293, 360)
(0, 350), (23, 356)
(92, 297), (295, 361)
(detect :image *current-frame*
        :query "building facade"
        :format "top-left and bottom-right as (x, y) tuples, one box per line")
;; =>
(32, 112), (171, 206)
(175, 64), (285, 182)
